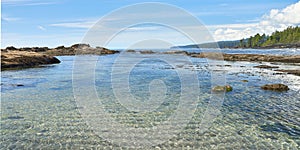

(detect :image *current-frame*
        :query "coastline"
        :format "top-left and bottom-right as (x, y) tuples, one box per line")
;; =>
(1, 45), (299, 76)
(1, 44), (120, 70)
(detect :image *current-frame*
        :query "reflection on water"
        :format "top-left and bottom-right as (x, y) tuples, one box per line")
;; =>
(1, 50), (300, 149)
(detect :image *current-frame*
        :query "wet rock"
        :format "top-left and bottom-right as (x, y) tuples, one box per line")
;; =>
(212, 85), (233, 92)
(241, 80), (248, 82)
(254, 65), (279, 69)
(261, 84), (289, 91)
(275, 69), (300, 76)
(188, 52), (300, 63)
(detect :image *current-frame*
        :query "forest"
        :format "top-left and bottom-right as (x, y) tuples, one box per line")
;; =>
(239, 26), (300, 48)
(172, 26), (300, 49)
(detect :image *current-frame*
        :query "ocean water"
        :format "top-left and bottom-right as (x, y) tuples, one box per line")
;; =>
(1, 49), (300, 149)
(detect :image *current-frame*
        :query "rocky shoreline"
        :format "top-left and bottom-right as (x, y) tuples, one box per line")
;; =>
(1, 44), (120, 70)
(187, 52), (300, 63)
(1, 51), (60, 70)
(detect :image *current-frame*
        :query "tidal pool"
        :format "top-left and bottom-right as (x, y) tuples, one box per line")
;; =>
(1, 51), (299, 149)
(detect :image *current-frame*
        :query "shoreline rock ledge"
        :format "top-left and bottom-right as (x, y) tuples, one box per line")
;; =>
(1, 51), (60, 70)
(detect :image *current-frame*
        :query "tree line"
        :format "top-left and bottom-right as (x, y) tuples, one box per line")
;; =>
(239, 26), (300, 48)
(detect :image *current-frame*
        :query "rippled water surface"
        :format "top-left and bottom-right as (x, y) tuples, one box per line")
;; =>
(1, 50), (300, 149)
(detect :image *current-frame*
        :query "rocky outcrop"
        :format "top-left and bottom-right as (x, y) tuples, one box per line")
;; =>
(261, 84), (289, 91)
(1, 44), (119, 56)
(188, 52), (300, 63)
(1, 44), (119, 70)
(212, 85), (233, 92)
(1, 51), (60, 70)
(46, 44), (119, 56)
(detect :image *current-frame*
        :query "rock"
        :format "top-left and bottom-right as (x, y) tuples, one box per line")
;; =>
(162, 51), (188, 55)
(99, 48), (119, 55)
(1, 51), (60, 70)
(261, 84), (289, 91)
(55, 45), (65, 49)
(254, 65), (279, 69)
(275, 70), (300, 76)
(6, 46), (17, 50)
(241, 80), (248, 82)
(71, 43), (90, 49)
(140, 50), (155, 54)
(188, 52), (300, 63)
(212, 85), (233, 92)
(126, 49), (136, 53)
(48, 45), (119, 56)
(2, 44), (120, 58)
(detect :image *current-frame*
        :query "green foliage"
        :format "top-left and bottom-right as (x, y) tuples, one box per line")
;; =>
(243, 26), (300, 48)
(173, 26), (300, 49)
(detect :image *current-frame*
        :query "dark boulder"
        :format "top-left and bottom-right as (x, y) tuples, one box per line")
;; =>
(261, 84), (289, 91)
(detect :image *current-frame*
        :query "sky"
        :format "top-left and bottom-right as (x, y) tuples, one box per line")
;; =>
(1, 0), (300, 49)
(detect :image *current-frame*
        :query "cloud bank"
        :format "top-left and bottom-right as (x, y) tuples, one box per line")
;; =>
(213, 1), (300, 41)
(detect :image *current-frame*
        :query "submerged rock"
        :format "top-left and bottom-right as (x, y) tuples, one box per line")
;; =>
(254, 65), (279, 69)
(261, 84), (289, 91)
(212, 85), (233, 92)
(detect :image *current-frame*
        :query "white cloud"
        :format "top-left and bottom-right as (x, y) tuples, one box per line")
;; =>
(50, 19), (98, 29)
(212, 1), (300, 41)
(37, 25), (46, 31)
(1, 14), (21, 22)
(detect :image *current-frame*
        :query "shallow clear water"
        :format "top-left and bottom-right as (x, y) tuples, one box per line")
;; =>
(1, 50), (300, 149)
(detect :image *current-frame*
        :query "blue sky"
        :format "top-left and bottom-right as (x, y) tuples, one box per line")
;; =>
(1, 0), (300, 48)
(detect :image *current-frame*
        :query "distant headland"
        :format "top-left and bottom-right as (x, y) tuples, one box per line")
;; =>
(171, 26), (300, 49)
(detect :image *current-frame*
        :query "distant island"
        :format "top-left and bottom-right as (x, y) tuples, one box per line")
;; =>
(172, 26), (300, 49)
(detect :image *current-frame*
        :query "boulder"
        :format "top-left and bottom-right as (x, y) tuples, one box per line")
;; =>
(212, 85), (233, 92)
(261, 84), (289, 91)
